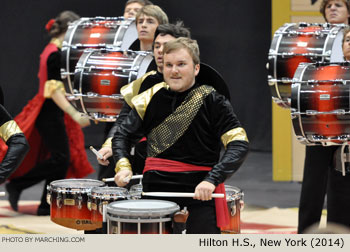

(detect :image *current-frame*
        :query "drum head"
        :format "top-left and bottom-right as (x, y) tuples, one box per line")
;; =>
(49, 179), (105, 193)
(197, 63), (231, 101)
(107, 199), (179, 218)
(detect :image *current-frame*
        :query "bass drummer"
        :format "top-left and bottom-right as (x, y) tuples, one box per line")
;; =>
(298, 0), (350, 234)
(97, 22), (191, 184)
(123, 0), (153, 19)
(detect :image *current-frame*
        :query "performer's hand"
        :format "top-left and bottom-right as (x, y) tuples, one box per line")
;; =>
(194, 181), (216, 201)
(76, 116), (90, 128)
(114, 170), (132, 187)
(64, 105), (90, 128)
(97, 147), (112, 165)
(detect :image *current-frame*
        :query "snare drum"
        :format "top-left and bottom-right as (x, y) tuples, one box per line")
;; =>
(72, 49), (153, 121)
(61, 16), (137, 94)
(129, 183), (142, 199)
(107, 199), (180, 234)
(268, 22), (345, 108)
(87, 186), (128, 228)
(47, 179), (105, 230)
(291, 62), (350, 145)
(221, 185), (244, 234)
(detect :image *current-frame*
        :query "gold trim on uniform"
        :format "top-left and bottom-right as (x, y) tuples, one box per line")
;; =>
(50, 38), (63, 49)
(221, 127), (248, 149)
(102, 137), (112, 148)
(0, 120), (23, 142)
(44, 80), (65, 98)
(120, 70), (157, 108)
(131, 82), (169, 120)
(115, 158), (132, 173)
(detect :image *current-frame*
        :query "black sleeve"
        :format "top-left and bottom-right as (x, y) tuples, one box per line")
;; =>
(0, 105), (29, 183)
(47, 51), (61, 80)
(106, 102), (132, 139)
(203, 92), (249, 186)
(112, 109), (144, 164)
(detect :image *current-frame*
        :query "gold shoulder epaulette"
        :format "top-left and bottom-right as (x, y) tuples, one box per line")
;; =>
(131, 82), (168, 120)
(120, 70), (157, 108)
(44, 80), (65, 98)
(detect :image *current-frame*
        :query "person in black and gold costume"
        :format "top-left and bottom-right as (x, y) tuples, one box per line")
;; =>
(5, 11), (92, 216)
(0, 86), (29, 184)
(113, 38), (249, 233)
(97, 22), (191, 183)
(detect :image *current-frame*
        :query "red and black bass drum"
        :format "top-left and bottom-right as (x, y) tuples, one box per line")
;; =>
(291, 62), (350, 145)
(61, 17), (138, 95)
(72, 49), (153, 121)
(268, 22), (345, 108)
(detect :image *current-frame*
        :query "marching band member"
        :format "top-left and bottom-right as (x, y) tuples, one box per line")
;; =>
(6, 11), (93, 216)
(113, 38), (249, 233)
(96, 22), (188, 182)
(0, 86), (29, 184)
(123, 0), (153, 18)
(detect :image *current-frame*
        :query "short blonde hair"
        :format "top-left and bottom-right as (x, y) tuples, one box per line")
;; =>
(163, 37), (200, 65)
(320, 0), (350, 23)
(136, 5), (168, 25)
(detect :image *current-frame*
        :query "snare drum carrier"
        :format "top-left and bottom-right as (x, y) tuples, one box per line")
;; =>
(106, 199), (180, 234)
(47, 179), (105, 230)
(268, 22), (344, 108)
(291, 62), (350, 145)
(61, 17), (138, 95)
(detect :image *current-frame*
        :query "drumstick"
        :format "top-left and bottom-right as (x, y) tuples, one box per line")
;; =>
(89, 146), (103, 159)
(142, 192), (225, 198)
(0, 192), (6, 197)
(102, 175), (143, 182)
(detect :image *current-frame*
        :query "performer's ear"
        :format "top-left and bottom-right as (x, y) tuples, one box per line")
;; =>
(194, 63), (200, 76)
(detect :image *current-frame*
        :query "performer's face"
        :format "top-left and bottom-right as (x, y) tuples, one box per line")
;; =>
(153, 34), (176, 72)
(325, 0), (349, 24)
(137, 15), (159, 43)
(343, 31), (350, 60)
(124, 2), (143, 19)
(163, 48), (200, 92)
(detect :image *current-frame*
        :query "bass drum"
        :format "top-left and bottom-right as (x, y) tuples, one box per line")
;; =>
(61, 16), (138, 94)
(267, 22), (345, 108)
(291, 62), (350, 145)
(73, 49), (153, 121)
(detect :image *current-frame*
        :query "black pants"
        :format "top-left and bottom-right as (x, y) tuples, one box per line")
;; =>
(298, 145), (350, 233)
(9, 100), (70, 207)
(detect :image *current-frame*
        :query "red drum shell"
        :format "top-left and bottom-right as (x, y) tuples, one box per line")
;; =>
(268, 23), (344, 108)
(73, 49), (153, 121)
(48, 179), (105, 230)
(291, 62), (350, 145)
(220, 185), (244, 234)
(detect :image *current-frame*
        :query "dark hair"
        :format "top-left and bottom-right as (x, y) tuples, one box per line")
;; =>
(153, 21), (191, 42)
(320, 0), (350, 23)
(48, 10), (80, 37)
(125, 0), (153, 8)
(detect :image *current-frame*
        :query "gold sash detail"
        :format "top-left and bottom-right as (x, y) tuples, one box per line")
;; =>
(0, 120), (23, 142)
(147, 85), (215, 157)
(44, 80), (65, 98)
(102, 137), (112, 148)
(221, 127), (248, 149)
(120, 70), (157, 108)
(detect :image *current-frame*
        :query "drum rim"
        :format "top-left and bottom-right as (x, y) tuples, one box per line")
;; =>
(48, 179), (105, 193)
(106, 199), (180, 217)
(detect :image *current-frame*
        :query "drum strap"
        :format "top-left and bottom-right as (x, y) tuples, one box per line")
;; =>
(144, 157), (230, 228)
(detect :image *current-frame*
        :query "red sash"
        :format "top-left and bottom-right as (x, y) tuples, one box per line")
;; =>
(144, 157), (229, 228)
